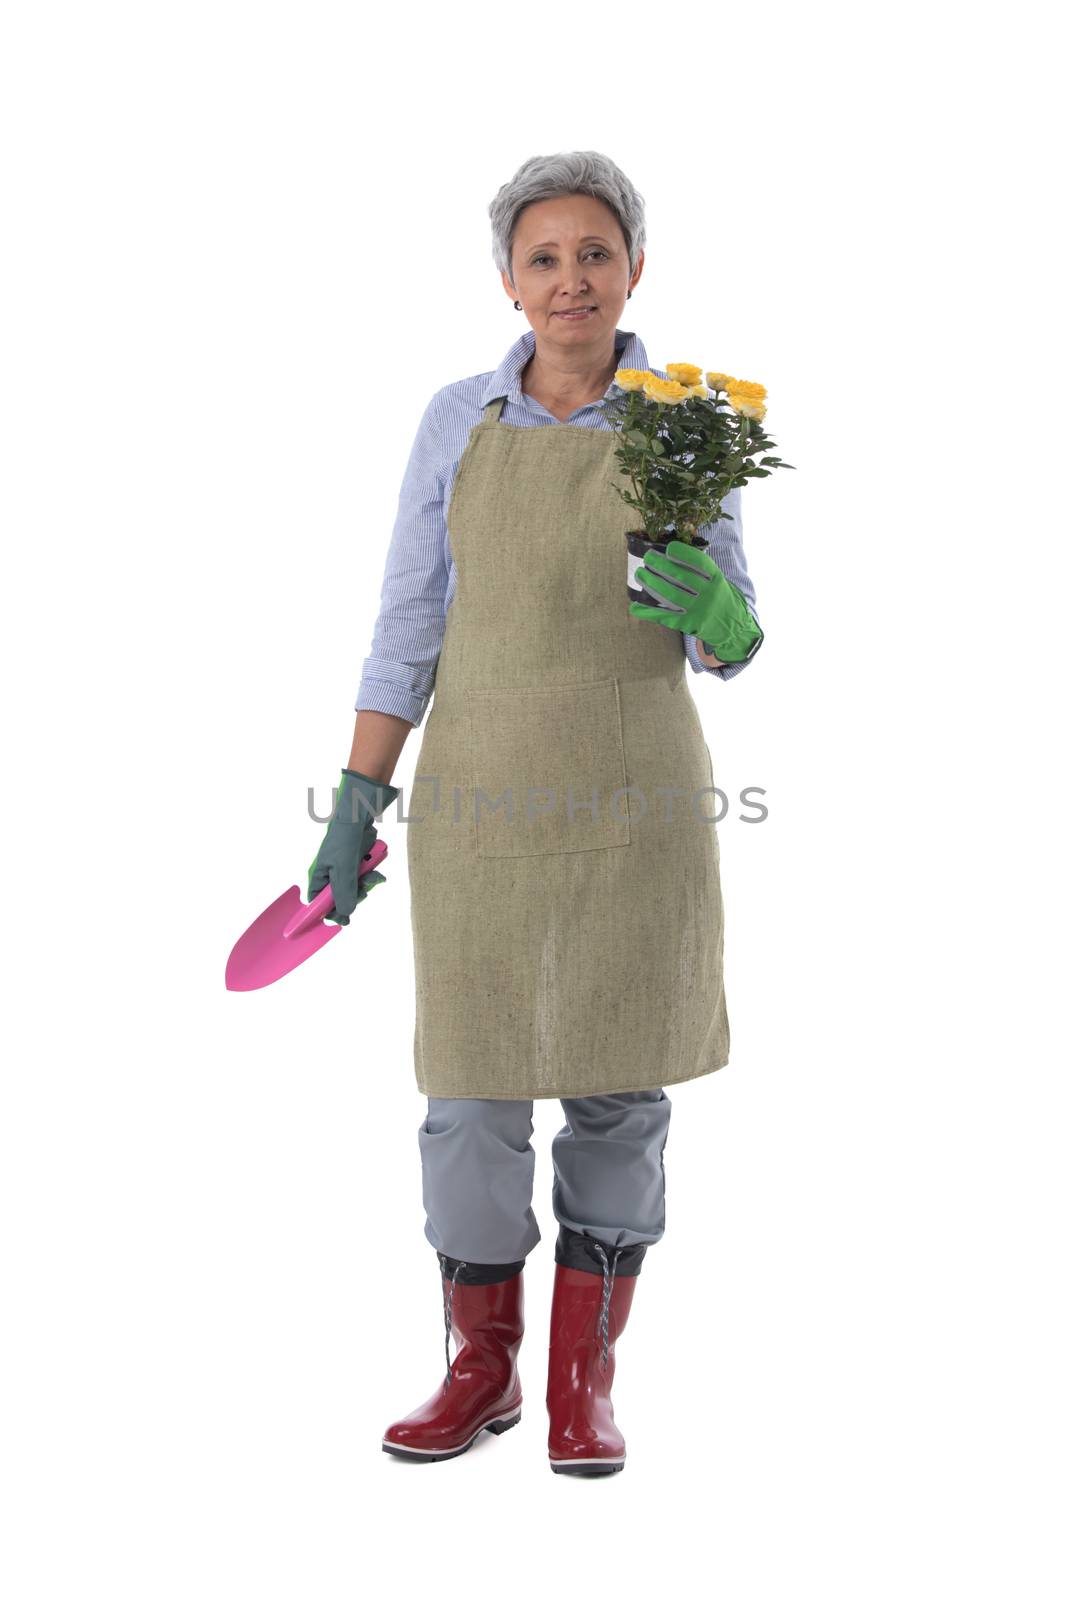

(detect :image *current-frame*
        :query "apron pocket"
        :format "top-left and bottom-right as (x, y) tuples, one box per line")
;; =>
(467, 678), (632, 859)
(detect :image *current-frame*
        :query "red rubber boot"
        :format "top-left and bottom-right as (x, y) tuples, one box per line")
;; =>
(546, 1227), (646, 1476)
(382, 1254), (525, 1463)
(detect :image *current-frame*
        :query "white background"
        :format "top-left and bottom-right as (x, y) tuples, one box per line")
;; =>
(2, 2), (1063, 1595)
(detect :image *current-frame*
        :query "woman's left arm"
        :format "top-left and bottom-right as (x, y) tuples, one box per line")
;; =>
(683, 485), (763, 680)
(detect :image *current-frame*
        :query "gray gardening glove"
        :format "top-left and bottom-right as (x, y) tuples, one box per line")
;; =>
(308, 767), (400, 926)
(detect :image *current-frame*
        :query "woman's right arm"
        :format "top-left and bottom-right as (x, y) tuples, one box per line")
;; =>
(345, 708), (413, 786)
(347, 391), (451, 782)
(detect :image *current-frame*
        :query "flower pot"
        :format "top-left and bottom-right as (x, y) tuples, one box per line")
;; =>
(625, 530), (710, 613)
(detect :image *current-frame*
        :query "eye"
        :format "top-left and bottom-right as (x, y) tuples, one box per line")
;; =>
(530, 249), (610, 267)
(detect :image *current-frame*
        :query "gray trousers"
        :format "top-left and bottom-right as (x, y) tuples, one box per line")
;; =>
(418, 1089), (672, 1265)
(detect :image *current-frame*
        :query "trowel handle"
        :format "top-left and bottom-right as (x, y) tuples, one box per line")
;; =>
(281, 838), (389, 940)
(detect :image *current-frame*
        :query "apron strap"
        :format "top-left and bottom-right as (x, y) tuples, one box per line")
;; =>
(483, 395), (506, 422)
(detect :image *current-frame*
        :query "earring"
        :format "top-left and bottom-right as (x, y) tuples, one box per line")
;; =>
(627, 289), (632, 298)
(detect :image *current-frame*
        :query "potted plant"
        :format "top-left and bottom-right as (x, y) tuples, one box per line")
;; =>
(603, 364), (794, 611)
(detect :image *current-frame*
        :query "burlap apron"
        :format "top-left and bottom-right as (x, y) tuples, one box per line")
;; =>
(406, 393), (730, 1099)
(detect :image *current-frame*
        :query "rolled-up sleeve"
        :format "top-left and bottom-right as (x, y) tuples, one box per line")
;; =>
(355, 392), (451, 728)
(683, 484), (763, 682)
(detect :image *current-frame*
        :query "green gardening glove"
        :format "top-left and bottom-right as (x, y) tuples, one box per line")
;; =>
(629, 540), (764, 663)
(308, 767), (400, 926)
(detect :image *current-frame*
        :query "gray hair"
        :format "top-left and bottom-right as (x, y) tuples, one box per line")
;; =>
(488, 150), (647, 284)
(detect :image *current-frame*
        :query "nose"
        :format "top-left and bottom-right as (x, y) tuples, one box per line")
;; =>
(558, 265), (590, 296)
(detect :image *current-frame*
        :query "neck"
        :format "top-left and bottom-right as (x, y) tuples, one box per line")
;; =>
(522, 331), (623, 410)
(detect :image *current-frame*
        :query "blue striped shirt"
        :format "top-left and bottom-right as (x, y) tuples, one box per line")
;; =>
(355, 326), (762, 728)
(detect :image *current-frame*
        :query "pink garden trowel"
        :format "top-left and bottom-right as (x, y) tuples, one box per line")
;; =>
(225, 838), (388, 991)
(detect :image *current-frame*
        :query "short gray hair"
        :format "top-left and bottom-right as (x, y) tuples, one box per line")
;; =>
(488, 150), (647, 283)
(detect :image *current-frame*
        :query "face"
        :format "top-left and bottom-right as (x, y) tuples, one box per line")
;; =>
(503, 193), (643, 345)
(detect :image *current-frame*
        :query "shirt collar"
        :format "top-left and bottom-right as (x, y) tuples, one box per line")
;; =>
(477, 325), (651, 407)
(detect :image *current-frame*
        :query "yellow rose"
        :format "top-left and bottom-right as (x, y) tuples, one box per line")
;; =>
(727, 393), (767, 421)
(614, 367), (652, 392)
(666, 362), (703, 387)
(705, 371), (735, 391)
(643, 374), (690, 406)
(727, 378), (767, 401)
(686, 383), (709, 399)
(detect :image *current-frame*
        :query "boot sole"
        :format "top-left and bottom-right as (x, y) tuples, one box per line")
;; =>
(549, 1455), (625, 1476)
(381, 1403), (522, 1463)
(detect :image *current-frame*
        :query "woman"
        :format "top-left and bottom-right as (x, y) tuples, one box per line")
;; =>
(309, 151), (763, 1475)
